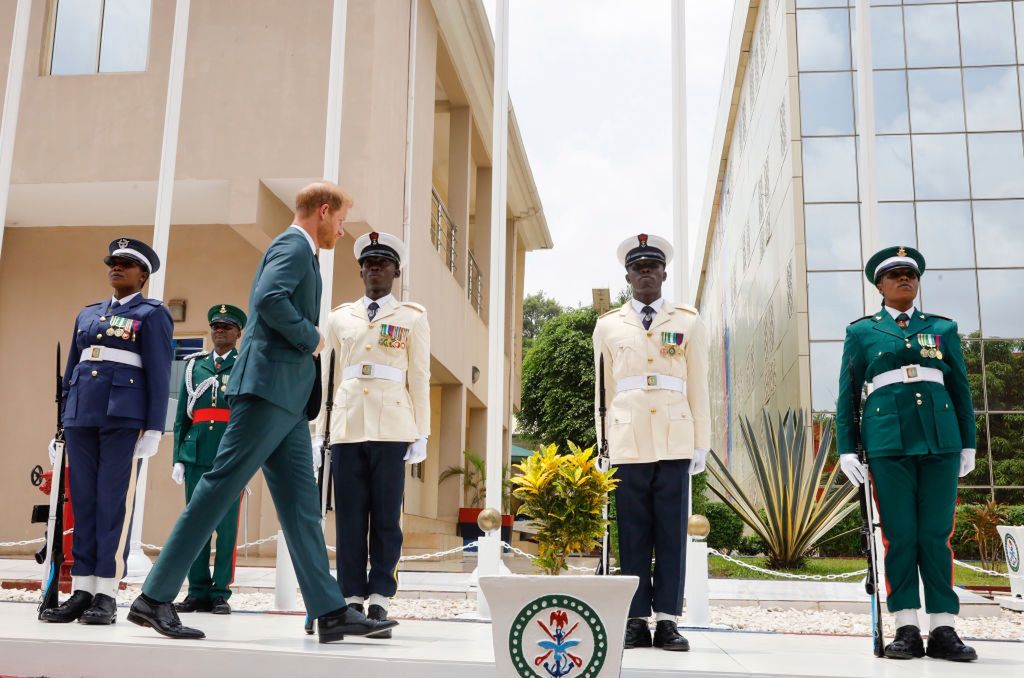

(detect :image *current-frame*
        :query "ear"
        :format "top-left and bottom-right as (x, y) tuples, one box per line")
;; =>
(661, 269), (668, 282)
(394, 268), (402, 279)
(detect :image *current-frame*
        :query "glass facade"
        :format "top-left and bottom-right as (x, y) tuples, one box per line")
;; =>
(797, 0), (1024, 502)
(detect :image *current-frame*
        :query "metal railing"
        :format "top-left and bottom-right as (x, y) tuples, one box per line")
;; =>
(467, 249), (484, 316)
(430, 188), (458, 274)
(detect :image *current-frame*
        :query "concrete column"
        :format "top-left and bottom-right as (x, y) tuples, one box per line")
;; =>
(0, 0), (31, 264)
(448, 106), (472, 286)
(438, 384), (467, 519)
(473, 167), (493, 314)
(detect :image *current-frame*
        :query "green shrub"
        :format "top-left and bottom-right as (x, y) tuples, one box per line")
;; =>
(816, 508), (862, 558)
(691, 472), (709, 518)
(1005, 505), (1024, 526)
(952, 504), (980, 560)
(737, 534), (767, 556)
(704, 502), (744, 554)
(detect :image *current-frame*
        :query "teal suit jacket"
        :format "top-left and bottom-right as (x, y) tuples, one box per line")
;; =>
(836, 309), (976, 459)
(227, 229), (322, 415)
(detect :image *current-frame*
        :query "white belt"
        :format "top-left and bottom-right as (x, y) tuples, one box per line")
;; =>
(616, 374), (686, 394)
(342, 363), (406, 383)
(867, 365), (943, 395)
(80, 345), (142, 368)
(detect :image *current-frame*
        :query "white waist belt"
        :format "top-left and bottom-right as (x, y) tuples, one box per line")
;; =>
(616, 374), (686, 394)
(80, 346), (143, 368)
(867, 365), (943, 395)
(342, 363), (406, 383)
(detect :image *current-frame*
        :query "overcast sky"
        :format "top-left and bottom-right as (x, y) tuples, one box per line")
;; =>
(482, 1), (733, 307)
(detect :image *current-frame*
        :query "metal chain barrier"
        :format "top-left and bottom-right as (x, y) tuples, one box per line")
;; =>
(707, 548), (869, 581)
(952, 559), (1009, 578)
(0, 528), (74, 549)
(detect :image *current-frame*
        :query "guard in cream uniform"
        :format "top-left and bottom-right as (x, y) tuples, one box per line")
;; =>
(313, 231), (430, 636)
(593, 234), (710, 652)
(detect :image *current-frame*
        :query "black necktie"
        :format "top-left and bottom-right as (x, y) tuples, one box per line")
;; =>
(641, 305), (655, 331)
(110, 300), (120, 310)
(368, 302), (379, 322)
(896, 313), (909, 329)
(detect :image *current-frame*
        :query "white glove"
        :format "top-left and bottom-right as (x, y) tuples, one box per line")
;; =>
(689, 448), (708, 475)
(48, 438), (59, 465)
(312, 435), (324, 470)
(133, 430), (162, 459)
(959, 448), (976, 478)
(839, 453), (867, 486)
(404, 437), (428, 464)
(171, 463), (185, 485)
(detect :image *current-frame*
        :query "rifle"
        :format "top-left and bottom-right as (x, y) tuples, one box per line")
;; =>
(596, 353), (611, 576)
(851, 360), (885, 657)
(38, 343), (68, 618)
(318, 350), (336, 520)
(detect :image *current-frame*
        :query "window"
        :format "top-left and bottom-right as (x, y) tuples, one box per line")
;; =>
(50, 0), (152, 76)
(916, 201), (974, 269)
(802, 137), (859, 202)
(912, 134), (970, 200)
(959, 2), (1015, 67)
(796, 9), (851, 72)
(904, 4), (960, 68)
(800, 72), (855, 136)
(963, 67), (1021, 132)
(808, 272), (863, 340)
(805, 203), (861, 270)
(165, 337), (206, 432)
(968, 133), (1024, 199)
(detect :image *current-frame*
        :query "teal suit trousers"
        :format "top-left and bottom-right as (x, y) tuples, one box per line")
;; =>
(143, 395), (343, 617)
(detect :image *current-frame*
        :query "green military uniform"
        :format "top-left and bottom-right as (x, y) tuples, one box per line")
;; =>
(836, 247), (976, 616)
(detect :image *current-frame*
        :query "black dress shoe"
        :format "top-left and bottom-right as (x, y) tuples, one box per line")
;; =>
(653, 620), (690, 652)
(127, 595), (205, 639)
(884, 625), (925, 659)
(624, 618), (652, 649)
(174, 595), (212, 613)
(317, 605), (398, 644)
(210, 597), (231, 615)
(40, 590), (93, 623)
(926, 626), (978, 662)
(79, 593), (117, 625)
(367, 604), (392, 639)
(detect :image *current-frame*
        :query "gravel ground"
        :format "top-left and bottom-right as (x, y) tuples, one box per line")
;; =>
(3, 587), (1020, 640)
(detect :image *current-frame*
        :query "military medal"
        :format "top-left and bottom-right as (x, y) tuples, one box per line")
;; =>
(934, 335), (943, 360)
(106, 327), (115, 336)
(660, 331), (684, 357)
(379, 324), (409, 349)
(109, 316), (134, 340)
(919, 334), (939, 359)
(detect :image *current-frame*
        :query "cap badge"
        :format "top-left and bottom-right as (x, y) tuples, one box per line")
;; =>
(638, 234), (648, 248)
(897, 246), (907, 257)
(117, 238), (130, 249)
(220, 305), (227, 314)
(370, 232), (379, 246)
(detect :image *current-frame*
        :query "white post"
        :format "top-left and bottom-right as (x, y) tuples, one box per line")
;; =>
(478, 0), (510, 616)
(0, 0), (32, 263)
(128, 0), (191, 578)
(853, 0), (879, 314)
(401, 0), (419, 299)
(684, 536), (710, 627)
(274, 530), (299, 610)
(318, 0), (349, 329)
(671, 0), (689, 305)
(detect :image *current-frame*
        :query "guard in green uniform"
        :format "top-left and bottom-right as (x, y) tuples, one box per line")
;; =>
(171, 304), (246, 615)
(836, 246), (978, 662)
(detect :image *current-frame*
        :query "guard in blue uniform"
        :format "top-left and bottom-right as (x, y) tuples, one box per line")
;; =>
(41, 238), (173, 626)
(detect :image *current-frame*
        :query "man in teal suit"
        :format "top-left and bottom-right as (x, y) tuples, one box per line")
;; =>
(128, 182), (396, 643)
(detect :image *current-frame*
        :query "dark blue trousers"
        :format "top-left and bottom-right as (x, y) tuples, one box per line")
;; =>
(614, 459), (690, 618)
(331, 441), (407, 600)
(63, 426), (141, 580)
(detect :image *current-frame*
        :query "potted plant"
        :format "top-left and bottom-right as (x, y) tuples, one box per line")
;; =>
(479, 442), (638, 678)
(440, 450), (513, 549)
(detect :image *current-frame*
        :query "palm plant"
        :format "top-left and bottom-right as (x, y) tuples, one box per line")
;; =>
(706, 409), (857, 569)
(439, 449), (512, 512)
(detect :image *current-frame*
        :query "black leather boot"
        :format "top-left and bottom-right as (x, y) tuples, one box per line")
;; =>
(652, 620), (690, 652)
(624, 618), (652, 649)
(40, 590), (93, 623)
(79, 593), (117, 625)
(926, 626), (978, 662)
(884, 625), (925, 659)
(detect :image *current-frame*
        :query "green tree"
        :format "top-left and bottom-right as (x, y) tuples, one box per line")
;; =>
(522, 291), (563, 354)
(519, 306), (598, 448)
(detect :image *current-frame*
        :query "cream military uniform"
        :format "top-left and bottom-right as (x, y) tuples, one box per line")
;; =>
(314, 294), (430, 444)
(593, 299), (710, 465)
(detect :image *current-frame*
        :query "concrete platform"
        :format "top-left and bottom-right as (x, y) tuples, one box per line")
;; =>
(0, 601), (1020, 677)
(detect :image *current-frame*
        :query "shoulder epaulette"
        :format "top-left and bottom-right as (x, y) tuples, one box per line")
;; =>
(674, 303), (698, 315)
(598, 308), (618, 319)
(925, 313), (953, 322)
(332, 301), (356, 311)
(85, 301), (103, 308)
(183, 351), (209, 361)
(849, 315), (874, 325)
(140, 298), (165, 308)
(401, 301), (426, 313)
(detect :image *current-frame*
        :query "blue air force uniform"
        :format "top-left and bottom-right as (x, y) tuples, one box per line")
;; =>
(60, 239), (173, 596)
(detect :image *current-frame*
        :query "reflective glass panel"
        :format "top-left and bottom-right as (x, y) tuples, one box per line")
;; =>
(963, 67), (1021, 132)
(908, 69), (965, 133)
(1017, 2), (1024, 64)
(808, 272), (863, 340)
(959, 2), (1015, 67)
(973, 200), (1024, 267)
(963, 340), (984, 408)
(803, 137), (859, 202)
(987, 415), (1024, 491)
(797, 9), (851, 71)
(98, 0), (151, 73)
(800, 72), (855, 135)
(904, 4), (961, 68)
(984, 339), (1024, 411)
(995, 488), (1024, 504)
(912, 134), (970, 200)
(876, 136), (914, 201)
(979, 269), (1024, 337)
(874, 70), (910, 134)
(919, 270), (980, 335)
(810, 341), (844, 412)
(959, 415), (989, 492)
(797, 0), (847, 6)
(51, 0), (102, 75)
(878, 202), (917, 247)
(805, 204), (862, 270)
(916, 201), (975, 268)
(871, 6), (905, 69)
(968, 133), (1024, 199)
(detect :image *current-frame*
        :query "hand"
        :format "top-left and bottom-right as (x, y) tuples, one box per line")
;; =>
(839, 453), (867, 486)
(689, 448), (708, 475)
(313, 333), (325, 358)
(171, 463), (185, 485)
(959, 449), (976, 478)
(312, 435), (324, 470)
(48, 438), (59, 465)
(133, 430), (162, 459)
(404, 437), (428, 464)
